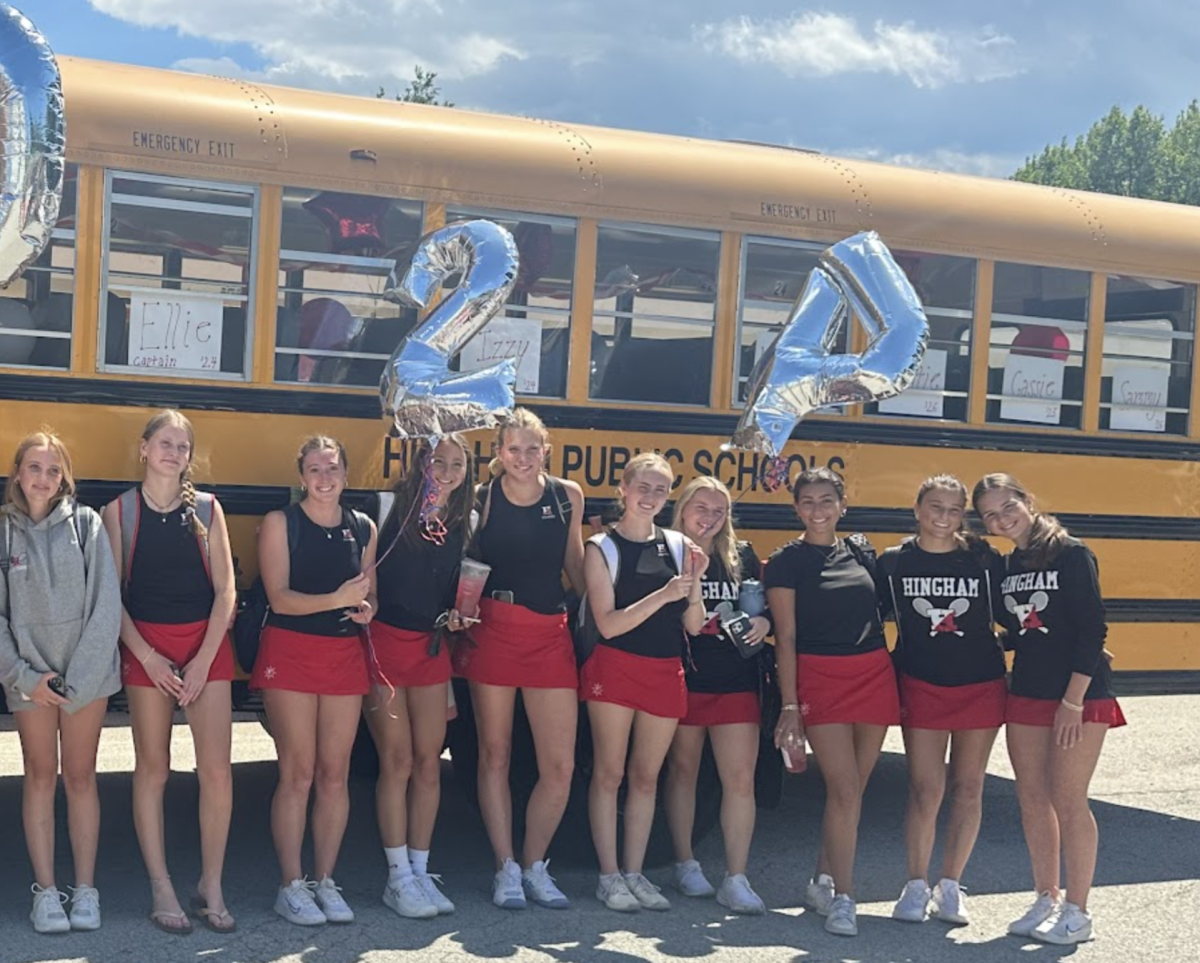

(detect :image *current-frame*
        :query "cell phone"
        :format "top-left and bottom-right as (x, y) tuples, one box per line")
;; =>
(167, 662), (183, 681)
(491, 590), (514, 605)
(48, 675), (68, 697)
(721, 611), (764, 659)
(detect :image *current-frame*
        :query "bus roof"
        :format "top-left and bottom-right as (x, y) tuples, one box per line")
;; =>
(59, 55), (1200, 281)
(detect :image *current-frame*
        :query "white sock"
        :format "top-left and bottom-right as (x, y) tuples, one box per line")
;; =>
(410, 848), (430, 877)
(385, 845), (411, 881)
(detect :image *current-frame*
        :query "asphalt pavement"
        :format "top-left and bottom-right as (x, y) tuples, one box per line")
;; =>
(0, 695), (1195, 963)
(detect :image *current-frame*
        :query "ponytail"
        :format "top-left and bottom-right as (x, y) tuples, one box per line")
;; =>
(180, 470), (207, 538)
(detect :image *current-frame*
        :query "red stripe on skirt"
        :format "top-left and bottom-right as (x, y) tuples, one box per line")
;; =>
(1006, 694), (1127, 728)
(579, 644), (687, 719)
(452, 598), (577, 689)
(796, 646), (901, 727)
(372, 621), (451, 688)
(250, 625), (370, 696)
(122, 619), (235, 687)
(899, 674), (1007, 731)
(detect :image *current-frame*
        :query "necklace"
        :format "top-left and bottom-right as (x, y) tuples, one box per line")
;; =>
(141, 488), (181, 522)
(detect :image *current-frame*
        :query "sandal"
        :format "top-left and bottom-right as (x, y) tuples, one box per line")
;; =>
(190, 895), (237, 934)
(149, 909), (193, 935)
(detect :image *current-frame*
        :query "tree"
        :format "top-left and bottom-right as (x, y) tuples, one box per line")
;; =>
(1012, 101), (1200, 205)
(377, 66), (454, 107)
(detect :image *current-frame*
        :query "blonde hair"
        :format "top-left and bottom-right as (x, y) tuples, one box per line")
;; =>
(616, 452), (673, 515)
(488, 407), (549, 478)
(672, 476), (739, 579)
(3, 430), (76, 516)
(971, 472), (1069, 566)
(141, 409), (207, 537)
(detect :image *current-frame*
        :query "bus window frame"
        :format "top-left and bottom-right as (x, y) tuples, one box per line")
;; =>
(98, 170), (260, 381)
(0, 226), (78, 372)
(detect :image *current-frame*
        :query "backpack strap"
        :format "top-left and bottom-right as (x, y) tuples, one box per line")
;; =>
(193, 491), (215, 583)
(662, 527), (687, 574)
(342, 507), (373, 569)
(73, 505), (89, 553)
(546, 476), (573, 525)
(585, 531), (620, 585)
(117, 487), (140, 589)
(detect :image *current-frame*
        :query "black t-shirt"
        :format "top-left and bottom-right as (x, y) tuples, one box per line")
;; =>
(266, 506), (365, 638)
(764, 538), (886, 655)
(998, 538), (1113, 701)
(686, 542), (762, 695)
(125, 490), (215, 624)
(375, 509), (465, 633)
(477, 477), (570, 615)
(599, 528), (688, 660)
(878, 540), (1006, 687)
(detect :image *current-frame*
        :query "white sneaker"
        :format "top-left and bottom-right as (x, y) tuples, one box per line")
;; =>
(315, 877), (354, 923)
(673, 859), (716, 898)
(1008, 891), (1061, 937)
(596, 873), (639, 912)
(931, 878), (969, 925)
(805, 873), (835, 916)
(492, 858), (526, 910)
(716, 874), (766, 915)
(1033, 902), (1094, 945)
(416, 873), (455, 915)
(623, 872), (671, 911)
(892, 878), (931, 923)
(825, 894), (858, 936)
(274, 878), (326, 926)
(382, 875), (438, 919)
(30, 885), (70, 934)
(523, 860), (570, 909)
(68, 884), (101, 931)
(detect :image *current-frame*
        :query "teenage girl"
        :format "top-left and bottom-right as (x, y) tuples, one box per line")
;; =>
(664, 476), (768, 914)
(251, 436), (377, 926)
(102, 410), (237, 935)
(767, 467), (900, 938)
(878, 475), (1007, 928)
(367, 435), (473, 919)
(581, 453), (707, 913)
(452, 407), (585, 910)
(0, 431), (122, 934)
(973, 473), (1124, 945)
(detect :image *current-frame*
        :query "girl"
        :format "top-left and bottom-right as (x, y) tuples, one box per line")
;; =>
(102, 410), (238, 935)
(0, 431), (122, 934)
(664, 476), (768, 914)
(878, 475), (1007, 927)
(453, 408), (584, 910)
(973, 473), (1124, 945)
(581, 453), (707, 913)
(367, 435), (473, 919)
(251, 436), (377, 926)
(766, 467), (900, 938)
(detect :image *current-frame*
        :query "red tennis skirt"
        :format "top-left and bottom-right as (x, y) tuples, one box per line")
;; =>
(579, 644), (688, 719)
(680, 691), (761, 728)
(250, 626), (370, 697)
(796, 646), (901, 727)
(452, 598), (577, 690)
(899, 674), (1008, 731)
(370, 622), (452, 689)
(122, 619), (236, 688)
(1006, 694), (1127, 728)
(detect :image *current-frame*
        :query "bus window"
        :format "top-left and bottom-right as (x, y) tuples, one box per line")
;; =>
(1100, 275), (1196, 435)
(868, 251), (976, 421)
(987, 263), (1090, 429)
(590, 224), (719, 406)
(276, 189), (423, 387)
(447, 208), (576, 399)
(0, 163), (78, 370)
(100, 173), (257, 378)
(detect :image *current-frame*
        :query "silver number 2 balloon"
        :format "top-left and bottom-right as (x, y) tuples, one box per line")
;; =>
(0, 4), (65, 287)
(380, 219), (521, 440)
(728, 231), (929, 458)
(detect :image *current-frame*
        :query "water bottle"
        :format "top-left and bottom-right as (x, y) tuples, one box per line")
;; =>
(738, 579), (767, 618)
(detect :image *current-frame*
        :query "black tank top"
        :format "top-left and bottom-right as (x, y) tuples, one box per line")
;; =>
(477, 477), (570, 615)
(267, 505), (364, 638)
(600, 528), (687, 660)
(125, 490), (215, 624)
(376, 516), (466, 633)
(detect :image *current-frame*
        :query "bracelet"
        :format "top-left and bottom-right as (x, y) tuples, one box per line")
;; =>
(781, 703), (800, 712)
(139, 650), (154, 666)
(1061, 698), (1084, 712)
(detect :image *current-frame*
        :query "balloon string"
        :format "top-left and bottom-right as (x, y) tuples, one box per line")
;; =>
(362, 622), (399, 719)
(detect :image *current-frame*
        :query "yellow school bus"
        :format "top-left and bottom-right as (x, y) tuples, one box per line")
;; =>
(5, 55), (1200, 707)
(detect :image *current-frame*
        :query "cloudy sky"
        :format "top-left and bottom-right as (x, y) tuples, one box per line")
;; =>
(30, 0), (1200, 178)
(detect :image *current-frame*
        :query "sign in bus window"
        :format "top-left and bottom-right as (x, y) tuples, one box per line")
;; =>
(459, 317), (541, 394)
(128, 294), (223, 372)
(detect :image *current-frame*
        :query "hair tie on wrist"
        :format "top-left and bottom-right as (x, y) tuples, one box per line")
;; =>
(1061, 697), (1084, 712)
(781, 703), (800, 712)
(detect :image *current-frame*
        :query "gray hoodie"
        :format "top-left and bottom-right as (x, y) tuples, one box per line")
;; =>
(0, 498), (122, 713)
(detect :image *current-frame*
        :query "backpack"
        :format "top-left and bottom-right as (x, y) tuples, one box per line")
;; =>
(573, 526), (686, 665)
(0, 506), (90, 578)
(116, 487), (216, 593)
(232, 503), (372, 673)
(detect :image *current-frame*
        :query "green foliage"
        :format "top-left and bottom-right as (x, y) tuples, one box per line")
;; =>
(376, 66), (454, 107)
(1013, 102), (1200, 205)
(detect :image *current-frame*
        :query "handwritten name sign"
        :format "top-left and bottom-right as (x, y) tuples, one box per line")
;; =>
(1111, 363), (1169, 432)
(1000, 353), (1065, 425)
(128, 294), (223, 372)
(460, 317), (541, 394)
(879, 348), (948, 418)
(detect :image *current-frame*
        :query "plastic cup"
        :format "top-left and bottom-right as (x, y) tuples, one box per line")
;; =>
(738, 579), (767, 618)
(456, 558), (491, 619)
(781, 741), (807, 774)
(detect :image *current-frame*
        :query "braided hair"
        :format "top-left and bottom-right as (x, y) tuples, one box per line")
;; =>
(140, 409), (207, 537)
